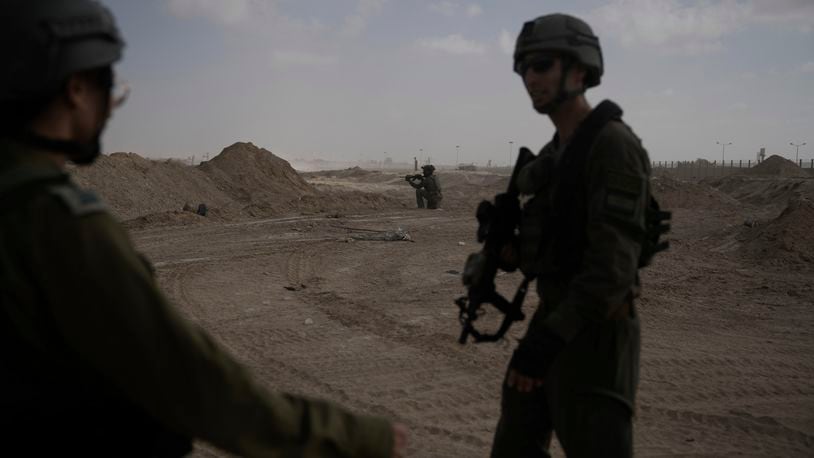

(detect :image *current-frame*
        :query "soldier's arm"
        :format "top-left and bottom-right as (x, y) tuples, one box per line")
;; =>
(35, 196), (393, 457)
(542, 123), (648, 342)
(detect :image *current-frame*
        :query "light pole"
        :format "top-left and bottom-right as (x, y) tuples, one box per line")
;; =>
(790, 142), (806, 163)
(716, 140), (732, 165)
(419, 148), (423, 164)
(508, 141), (514, 167)
(456, 145), (460, 167)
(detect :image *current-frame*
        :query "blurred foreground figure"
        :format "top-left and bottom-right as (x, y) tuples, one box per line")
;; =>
(405, 164), (442, 209)
(0, 1), (405, 456)
(489, 13), (669, 458)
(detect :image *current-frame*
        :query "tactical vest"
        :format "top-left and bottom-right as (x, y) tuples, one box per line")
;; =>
(0, 163), (192, 456)
(519, 100), (669, 279)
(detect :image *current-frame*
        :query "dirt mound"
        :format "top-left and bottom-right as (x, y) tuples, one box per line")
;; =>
(744, 155), (809, 178)
(650, 175), (740, 211)
(706, 175), (814, 209)
(438, 172), (508, 208)
(320, 166), (375, 179)
(740, 196), (814, 266)
(298, 190), (409, 214)
(71, 152), (238, 221)
(71, 143), (411, 226)
(303, 167), (403, 185)
(199, 142), (315, 211)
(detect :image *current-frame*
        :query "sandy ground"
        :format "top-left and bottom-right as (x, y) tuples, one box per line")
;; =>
(122, 167), (814, 457)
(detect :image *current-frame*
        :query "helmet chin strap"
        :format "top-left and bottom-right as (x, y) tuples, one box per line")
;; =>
(538, 58), (585, 115)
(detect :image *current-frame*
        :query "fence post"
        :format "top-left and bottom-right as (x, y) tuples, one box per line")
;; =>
(748, 159), (751, 168)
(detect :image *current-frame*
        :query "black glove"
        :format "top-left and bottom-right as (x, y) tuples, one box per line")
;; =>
(509, 327), (566, 378)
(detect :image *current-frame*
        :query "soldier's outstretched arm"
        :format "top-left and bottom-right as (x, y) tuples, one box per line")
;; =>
(36, 198), (394, 457)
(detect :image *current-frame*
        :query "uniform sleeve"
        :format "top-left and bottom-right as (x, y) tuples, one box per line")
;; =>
(35, 203), (393, 458)
(543, 124), (649, 342)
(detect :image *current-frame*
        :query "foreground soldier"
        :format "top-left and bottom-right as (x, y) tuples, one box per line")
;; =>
(490, 14), (660, 457)
(406, 164), (442, 209)
(0, 1), (405, 456)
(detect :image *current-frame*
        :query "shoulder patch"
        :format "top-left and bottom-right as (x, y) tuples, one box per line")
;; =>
(606, 170), (643, 196)
(603, 170), (645, 220)
(48, 184), (107, 216)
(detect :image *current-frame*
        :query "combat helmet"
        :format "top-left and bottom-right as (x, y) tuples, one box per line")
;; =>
(421, 164), (436, 174)
(514, 13), (603, 88)
(1, 0), (124, 163)
(1, 0), (124, 106)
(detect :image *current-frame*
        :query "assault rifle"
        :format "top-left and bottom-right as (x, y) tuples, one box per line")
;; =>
(455, 147), (536, 344)
(405, 174), (423, 182)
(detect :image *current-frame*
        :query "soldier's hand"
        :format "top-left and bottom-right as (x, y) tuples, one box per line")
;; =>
(391, 422), (408, 458)
(506, 368), (544, 393)
(507, 328), (565, 392)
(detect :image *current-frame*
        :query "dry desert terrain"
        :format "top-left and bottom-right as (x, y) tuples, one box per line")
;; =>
(73, 143), (814, 457)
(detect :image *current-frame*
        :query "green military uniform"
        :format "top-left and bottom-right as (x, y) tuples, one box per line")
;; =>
(490, 111), (650, 457)
(0, 140), (393, 457)
(408, 171), (442, 209)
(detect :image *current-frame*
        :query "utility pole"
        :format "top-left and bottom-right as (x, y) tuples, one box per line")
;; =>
(716, 140), (732, 165)
(456, 145), (460, 167)
(508, 140), (514, 167)
(790, 141), (807, 163)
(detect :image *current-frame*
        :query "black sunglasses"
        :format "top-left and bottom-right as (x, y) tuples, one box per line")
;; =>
(515, 56), (557, 76)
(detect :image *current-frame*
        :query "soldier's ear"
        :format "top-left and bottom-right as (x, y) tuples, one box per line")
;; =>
(570, 63), (588, 90)
(63, 73), (88, 109)
(64, 69), (110, 109)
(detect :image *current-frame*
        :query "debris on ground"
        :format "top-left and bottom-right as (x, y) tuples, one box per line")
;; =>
(348, 228), (413, 242)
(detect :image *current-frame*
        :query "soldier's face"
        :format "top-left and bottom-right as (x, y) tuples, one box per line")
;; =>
(520, 53), (585, 114)
(520, 53), (562, 113)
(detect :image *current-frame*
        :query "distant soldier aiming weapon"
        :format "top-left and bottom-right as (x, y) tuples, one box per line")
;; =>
(407, 165), (442, 209)
(455, 147), (536, 344)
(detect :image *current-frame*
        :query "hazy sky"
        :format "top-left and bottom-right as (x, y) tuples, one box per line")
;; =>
(101, 0), (814, 166)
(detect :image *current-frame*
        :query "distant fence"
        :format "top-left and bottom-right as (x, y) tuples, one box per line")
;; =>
(652, 159), (814, 181)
